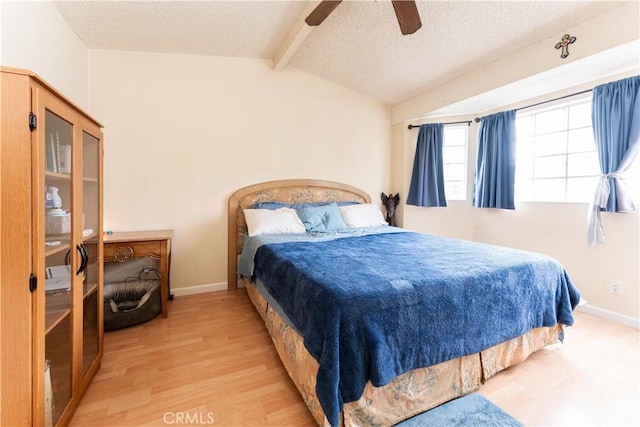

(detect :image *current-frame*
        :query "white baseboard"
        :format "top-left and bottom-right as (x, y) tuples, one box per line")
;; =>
(576, 304), (640, 329)
(170, 282), (228, 297)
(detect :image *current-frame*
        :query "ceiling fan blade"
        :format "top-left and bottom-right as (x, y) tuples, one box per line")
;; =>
(391, 0), (422, 35)
(305, 1), (343, 26)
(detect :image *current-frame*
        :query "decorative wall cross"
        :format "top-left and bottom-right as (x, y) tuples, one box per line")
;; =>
(555, 34), (577, 58)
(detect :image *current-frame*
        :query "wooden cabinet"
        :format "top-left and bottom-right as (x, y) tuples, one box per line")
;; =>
(0, 67), (104, 426)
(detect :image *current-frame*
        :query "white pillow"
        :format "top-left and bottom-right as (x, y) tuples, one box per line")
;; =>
(243, 208), (306, 236)
(339, 204), (388, 228)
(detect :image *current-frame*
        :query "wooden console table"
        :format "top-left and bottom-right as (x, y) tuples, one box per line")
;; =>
(103, 230), (173, 318)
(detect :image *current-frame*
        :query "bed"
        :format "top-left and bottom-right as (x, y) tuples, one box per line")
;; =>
(227, 179), (581, 427)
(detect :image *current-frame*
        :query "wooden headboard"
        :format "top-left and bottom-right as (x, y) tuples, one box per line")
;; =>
(227, 179), (371, 290)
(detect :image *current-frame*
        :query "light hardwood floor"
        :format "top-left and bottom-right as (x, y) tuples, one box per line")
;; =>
(71, 290), (639, 427)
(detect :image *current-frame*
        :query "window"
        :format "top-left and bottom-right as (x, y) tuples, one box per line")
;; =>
(515, 97), (600, 202)
(627, 155), (640, 203)
(443, 125), (468, 200)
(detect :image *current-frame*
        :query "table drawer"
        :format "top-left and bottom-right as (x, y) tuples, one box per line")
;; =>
(104, 240), (161, 262)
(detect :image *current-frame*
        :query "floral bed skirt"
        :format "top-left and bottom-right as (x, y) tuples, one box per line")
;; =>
(245, 280), (561, 426)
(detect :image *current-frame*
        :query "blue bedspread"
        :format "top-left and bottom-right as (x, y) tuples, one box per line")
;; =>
(251, 231), (581, 427)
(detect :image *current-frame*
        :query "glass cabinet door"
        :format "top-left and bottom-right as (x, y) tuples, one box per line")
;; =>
(29, 74), (103, 427)
(81, 131), (100, 376)
(43, 109), (73, 426)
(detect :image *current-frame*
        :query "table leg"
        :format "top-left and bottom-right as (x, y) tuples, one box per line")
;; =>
(159, 240), (169, 318)
(167, 249), (173, 300)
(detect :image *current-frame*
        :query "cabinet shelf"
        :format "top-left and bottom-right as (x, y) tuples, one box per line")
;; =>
(45, 308), (71, 335)
(82, 231), (98, 241)
(45, 288), (71, 334)
(45, 171), (71, 180)
(45, 241), (70, 257)
(84, 282), (97, 299)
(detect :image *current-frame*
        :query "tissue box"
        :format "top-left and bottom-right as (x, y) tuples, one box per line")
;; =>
(46, 212), (71, 235)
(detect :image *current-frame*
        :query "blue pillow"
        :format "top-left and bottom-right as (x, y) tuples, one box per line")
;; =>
(296, 203), (348, 233)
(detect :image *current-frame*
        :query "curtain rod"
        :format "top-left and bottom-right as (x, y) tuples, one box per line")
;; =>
(473, 88), (593, 122)
(407, 120), (471, 130)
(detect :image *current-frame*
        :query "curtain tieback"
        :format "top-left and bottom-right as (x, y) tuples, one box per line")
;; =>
(594, 172), (625, 208)
(604, 171), (626, 179)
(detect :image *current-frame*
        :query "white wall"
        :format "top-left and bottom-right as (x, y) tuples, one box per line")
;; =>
(0, 0), (89, 109)
(88, 50), (391, 291)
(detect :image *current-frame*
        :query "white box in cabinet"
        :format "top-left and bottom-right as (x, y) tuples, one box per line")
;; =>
(46, 211), (71, 235)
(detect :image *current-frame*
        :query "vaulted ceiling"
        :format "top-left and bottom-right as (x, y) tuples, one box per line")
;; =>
(54, 1), (637, 107)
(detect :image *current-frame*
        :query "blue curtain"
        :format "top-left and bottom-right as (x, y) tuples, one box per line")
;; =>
(407, 124), (446, 207)
(587, 75), (640, 246)
(472, 110), (516, 209)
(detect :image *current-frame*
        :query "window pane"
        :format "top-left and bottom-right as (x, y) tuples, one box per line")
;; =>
(515, 178), (534, 201)
(445, 181), (465, 200)
(516, 157), (534, 181)
(567, 177), (598, 202)
(444, 146), (466, 162)
(567, 151), (599, 176)
(569, 102), (591, 128)
(444, 163), (465, 181)
(626, 158), (640, 202)
(443, 125), (468, 201)
(535, 108), (567, 134)
(517, 115), (534, 138)
(568, 127), (595, 153)
(535, 131), (567, 156)
(516, 136), (534, 167)
(444, 127), (466, 143)
(534, 155), (566, 178)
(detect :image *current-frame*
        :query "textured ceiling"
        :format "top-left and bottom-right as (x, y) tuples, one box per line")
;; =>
(54, 1), (634, 106)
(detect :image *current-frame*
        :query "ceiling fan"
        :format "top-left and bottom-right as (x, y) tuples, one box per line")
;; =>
(305, 0), (422, 35)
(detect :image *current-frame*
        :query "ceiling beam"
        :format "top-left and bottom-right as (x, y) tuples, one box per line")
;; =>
(273, 1), (322, 72)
